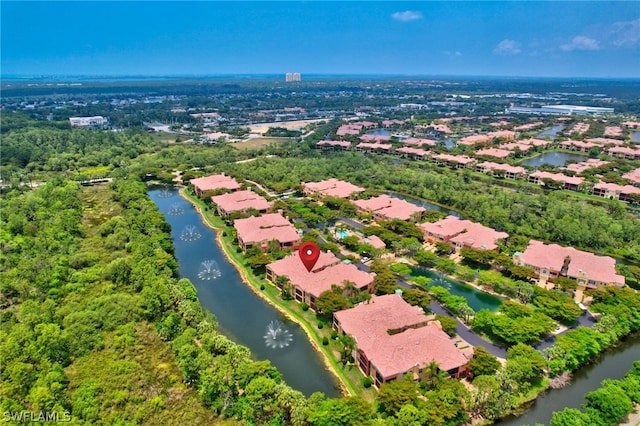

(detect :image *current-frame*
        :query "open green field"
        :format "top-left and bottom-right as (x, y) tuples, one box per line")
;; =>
(232, 137), (293, 150)
(149, 131), (188, 143)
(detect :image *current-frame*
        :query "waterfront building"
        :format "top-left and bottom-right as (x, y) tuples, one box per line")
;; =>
(333, 294), (470, 387)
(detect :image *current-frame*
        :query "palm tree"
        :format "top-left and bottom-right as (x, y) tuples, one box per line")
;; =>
(423, 360), (446, 390)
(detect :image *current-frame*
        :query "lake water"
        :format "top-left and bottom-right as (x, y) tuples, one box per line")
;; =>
(536, 125), (565, 139)
(149, 186), (341, 397)
(498, 331), (640, 426)
(386, 191), (464, 218)
(411, 267), (503, 312)
(521, 152), (589, 168)
(367, 129), (391, 136)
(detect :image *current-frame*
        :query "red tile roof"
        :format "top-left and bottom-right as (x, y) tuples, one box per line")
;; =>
(564, 159), (609, 174)
(317, 140), (352, 148)
(420, 215), (508, 250)
(356, 142), (393, 151)
(361, 134), (392, 142)
(433, 154), (477, 165)
(476, 148), (512, 159)
(335, 294), (468, 378)
(396, 147), (431, 157)
(517, 240), (624, 285)
(211, 190), (273, 213)
(234, 213), (300, 245)
(476, 161), (526, 175)
(530, 171), (584, 186)
(268, 251), (375, 298)
(190, 174), (241, 192)
(303, 179), (365, 199)
(354, 195), (425, 221)
(593, 182), (640, 195)
(403, 137), (437, 147)
(623, 168), (640, 185)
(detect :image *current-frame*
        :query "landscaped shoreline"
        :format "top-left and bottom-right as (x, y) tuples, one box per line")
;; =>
(178, 186), (356, 397)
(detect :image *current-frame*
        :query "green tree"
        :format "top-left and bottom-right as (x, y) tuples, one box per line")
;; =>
(377, 379), (420, 416)
(584, 383), (633, 425)
(315, 288), (349, 316)
(468, 346), (501, 377)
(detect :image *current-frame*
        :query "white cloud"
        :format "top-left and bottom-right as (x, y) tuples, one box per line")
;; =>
(391, 11), (423, 22)
(560, 35), (600, 51)
(445, 50), (463, 57)
(493, 39), (521, 55)
(611, 18), (640, 47)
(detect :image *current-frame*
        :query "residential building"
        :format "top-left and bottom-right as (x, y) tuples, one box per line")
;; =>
(420, 215), (508, 251)
(333, 294), (470, 387)
(266, 251), (375, 311)
(606, 147), (640, 160)
(528, 171), (584, 191)
(210, 190), (273, 217)
(560, 140), (598, 152)
(234, 213), (300, 252)
(475, 162), (526, 179)
(475, 148), (512, 159)
(316, 140), (351, 150)
(303, 179), (365, 199)
(623, 168), (640, 186)
(402, 137), (437, 147)
(432, 154), (477, 169)
(354, 194), (425, 222)
(592, 182), (640, 202)
(563, 159), (609, 174)
(361, 134), (392, 143)
(355, 142), (393, 154)
(395, 146), (431, 160)
(513, 240), (624, 288)
(190, 174), (241, 197)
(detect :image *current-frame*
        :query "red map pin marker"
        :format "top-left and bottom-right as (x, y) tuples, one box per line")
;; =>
(298, 242), (320, 272)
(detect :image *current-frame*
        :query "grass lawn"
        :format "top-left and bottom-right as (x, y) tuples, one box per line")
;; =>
(181, 189), (368, 399)
(232, 137), (293, 151)
(150, 131), (187, 144)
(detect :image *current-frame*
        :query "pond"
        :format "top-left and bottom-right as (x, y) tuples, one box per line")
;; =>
(631, 131), (640, 143)
(411, 267), (503, 312)
(536, 125), (565, 139)
(386, 191), (464, 219)
(521, 151), (589, 168)
(367, 129), (391, 136)
(148, 186), (342, 397)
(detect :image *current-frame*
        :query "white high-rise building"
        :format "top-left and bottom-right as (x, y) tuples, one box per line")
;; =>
(285, 72), (301, 82)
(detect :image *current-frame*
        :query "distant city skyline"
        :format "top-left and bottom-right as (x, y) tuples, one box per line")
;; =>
(2, 1), (639, 78)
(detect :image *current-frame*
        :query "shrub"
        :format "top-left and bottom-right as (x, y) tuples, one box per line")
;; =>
(362, 376), (374, 388)
(317, 323), (324, 330)
(331, 330), (338, 340)
(260, 284), (265, 290)
(301, 302), (309, 311)
(322, 337), (329, 346)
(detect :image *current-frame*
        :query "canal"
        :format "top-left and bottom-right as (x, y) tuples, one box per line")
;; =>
(536, 125), (565, 139)
(148, 186), (342, 397)
(498, 331), (640, 426)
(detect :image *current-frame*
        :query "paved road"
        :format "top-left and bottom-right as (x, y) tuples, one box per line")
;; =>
(337, 216), (365, 231)
(534, 310), (598, 351)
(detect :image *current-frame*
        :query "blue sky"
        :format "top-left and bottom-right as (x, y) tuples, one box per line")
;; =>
(2, 1), (639, 78)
